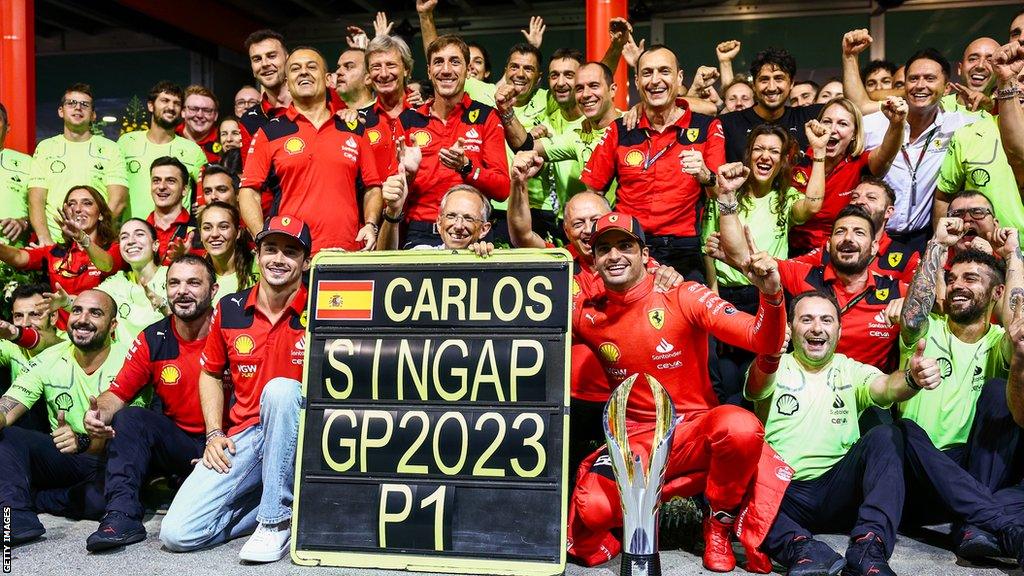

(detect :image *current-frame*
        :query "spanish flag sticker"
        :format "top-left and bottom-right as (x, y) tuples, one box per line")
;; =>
(316, 280), (375, 320)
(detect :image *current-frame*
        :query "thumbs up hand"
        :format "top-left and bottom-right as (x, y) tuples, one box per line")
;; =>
(907, 340), (940, 390)
(52, 409), (78, 453)
(84, 395), (115, 440)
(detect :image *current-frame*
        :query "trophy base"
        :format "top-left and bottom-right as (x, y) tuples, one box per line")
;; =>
(620, 552), (661, 576)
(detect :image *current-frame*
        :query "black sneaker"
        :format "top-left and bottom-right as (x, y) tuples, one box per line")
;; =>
(998, 524), (1024, 566)
(843, 532), (895, 576)
(86, 511), (147, 552)
(786, 536), (845, 576)
(9, 509), (45, 545)
(955, 524), (1001, 559)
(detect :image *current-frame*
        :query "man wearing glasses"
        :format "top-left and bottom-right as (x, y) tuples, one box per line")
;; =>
(177, 85), (221, 164)
(232, 86), (261, 118)
(945, 192), (1002, 258)
(27, 84), (128, 245)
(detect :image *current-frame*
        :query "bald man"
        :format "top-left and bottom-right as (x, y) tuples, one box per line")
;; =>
(0, 289), (135, 545)
(941, 37), (1000, 117)
(239, 47), (383, 254)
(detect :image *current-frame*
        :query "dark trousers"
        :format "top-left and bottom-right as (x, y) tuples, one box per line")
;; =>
(887, 227), (932, 256)
(715, 285), (760, 406)
(568, 399), (605, 490)
(647, 235), (704, 284)
(0, 426), (105, 519)
(898, 418), (1019, 534)
(105, 407), (205, 520)
(900, 378), (1023, 525)
(763, 425), (905, 561)
(403, 220), (441, 249)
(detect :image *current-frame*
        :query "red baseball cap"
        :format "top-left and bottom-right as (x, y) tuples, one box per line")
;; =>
(589, 212), (646, 247)
(256, 215), (312, 251)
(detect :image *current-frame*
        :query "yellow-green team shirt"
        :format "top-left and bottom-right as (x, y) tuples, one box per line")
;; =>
(98, 267), (168, 346)
(940, 94), (994, 121)
(746, 353), (885, 481)
(0, 148), (30, 233)
(542, 122), (619, 205)
(6, 339), (137, 434)
(28, 134), (128, 241)
(212, 266), (259, 305)
(937, 118), (1024, 231)
(0, 339), (36, 385)
(530, 109), (585, 215)
(703, 187), (803, 287)
(899, 314), (1009, 449)
(118, 131), (206, 219)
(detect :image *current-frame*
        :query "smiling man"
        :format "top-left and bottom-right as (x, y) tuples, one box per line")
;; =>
(334, 47), (374, 111)
(240, 47), (382, 254)
(145, 156), (196, 261)
(0, 290), (132, 545)
(160, 215), (310, 563)
(238, 30), (292, 160)
(941, 37), (1000, 117)
(178, 85), (221, 163)
(582, 45), (724, 281)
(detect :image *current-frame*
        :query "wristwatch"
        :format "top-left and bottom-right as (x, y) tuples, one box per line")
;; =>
(703, 171), (717, 188)
(458, 158), (474, 177)
(382, 210), (405, 224)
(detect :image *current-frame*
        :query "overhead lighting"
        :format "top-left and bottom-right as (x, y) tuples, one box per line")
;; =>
(102, 115), (117, 122)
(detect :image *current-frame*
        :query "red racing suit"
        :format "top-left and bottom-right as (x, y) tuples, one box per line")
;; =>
(567, 274), (792, 565)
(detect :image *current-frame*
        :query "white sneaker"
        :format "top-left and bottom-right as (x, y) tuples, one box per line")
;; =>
(238, 521), (291, 563)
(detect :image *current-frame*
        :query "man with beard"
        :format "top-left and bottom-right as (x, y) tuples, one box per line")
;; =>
(178, 85), (221, 164)
(747, 290), (938, 576)
(118, 82), (206, 219)
(720, 203), (905, 369)
(334, 47), (374, 111)
(718, 48), (825, 162)
(394, 35), (510, 248)
(82, 255), (219, 551)
(842, 33), (979, 252)
(160, 216), (310, 563)
(29, 84), (128, 244)
(582, 45), (725, 281)
(238, 30), (291, 160)
(0, 289), (133, 545)
(897, 221), (1023, 558)
(935, 42), (1024, 232)
(790, 177), (920, 283)
(0, 284), (65, 432)
(240, 48), (382, 254)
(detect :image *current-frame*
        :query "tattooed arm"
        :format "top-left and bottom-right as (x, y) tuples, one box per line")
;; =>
(0, 395), (28, 429)
(901, 217), (964, 343)
(1007, 300), (1024, 427)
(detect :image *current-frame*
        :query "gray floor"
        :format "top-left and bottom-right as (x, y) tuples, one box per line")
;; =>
(8, 514), (1022, 576)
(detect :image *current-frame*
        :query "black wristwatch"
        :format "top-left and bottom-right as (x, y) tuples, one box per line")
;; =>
(703, 171), (717, 188)
(458, 158), (474, 177)
(76, 433), (92, 453)
(382, 210), (405, 224)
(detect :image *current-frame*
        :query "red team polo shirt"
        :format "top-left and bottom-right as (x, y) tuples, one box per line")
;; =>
(788, 150), (872, 254)
(581, 102), (725, 238)
(108, 316), (218, 434)
(241, 105), (382, 254)
(573, 274), (786, 421)
(791, 231), (920, 284)
(777, 259), (905, 369)
(200, 284), (307, 436)
(176, 125), (221, 164)
(363, 99), (402, 179)
(396, 93), (510, 222)
(146, 209), (197, 262)
(25, 242), (125, 327)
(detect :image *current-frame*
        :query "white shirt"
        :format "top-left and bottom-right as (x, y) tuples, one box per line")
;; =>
(862, 108), (977, 233)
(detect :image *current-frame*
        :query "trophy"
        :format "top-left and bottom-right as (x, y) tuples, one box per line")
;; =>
(603, 373), (679, 576)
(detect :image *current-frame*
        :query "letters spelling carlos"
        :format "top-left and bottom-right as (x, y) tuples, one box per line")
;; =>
(383, 275), (554, 323)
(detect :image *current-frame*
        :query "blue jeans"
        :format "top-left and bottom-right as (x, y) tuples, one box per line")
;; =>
(159, 377), (302, 552)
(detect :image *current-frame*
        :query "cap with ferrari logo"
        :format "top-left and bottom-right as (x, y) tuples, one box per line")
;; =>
(256, 215), (312, 251)
(589, 212), (646, 247)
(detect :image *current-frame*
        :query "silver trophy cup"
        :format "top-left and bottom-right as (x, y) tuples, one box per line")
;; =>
(603, 373), (679, 576)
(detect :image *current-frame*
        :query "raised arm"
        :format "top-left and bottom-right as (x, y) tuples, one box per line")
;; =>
(377, 173), (407, 251)
(870, 339), (941, 405)
(710, 162), (752, 269)
(416, 0), (439, 56)
(901, 217), (963, 343)
(993, 42), (1024, 189)
(494, 84), (530, 150)
(791, 120), (828, 224)
(600, 18), (632, 73)
(716, 40), (741, 87)
(57, 207), (113, 272)
(508, 151), (546, 248)
(1007, 303), (1024, 427)
(868, 96), (908, 176)
(841, 29), (883, 116)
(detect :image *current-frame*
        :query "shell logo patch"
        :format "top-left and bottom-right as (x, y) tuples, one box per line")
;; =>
(794, 171), (808, 185)
(234, 334), (255, 355)
(572, 279), (581, 297)
(367, 129), (381, 144)
(160, 365), (181, 385)
(412, 131), (432, 147)
(284, 137), (305, 154)
(624, 150), (644, 167)
(598, 342), (621, 363)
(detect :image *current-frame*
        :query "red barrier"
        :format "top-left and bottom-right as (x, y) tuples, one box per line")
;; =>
(586, 0), (628, 109)
(0, 0), (35, 153)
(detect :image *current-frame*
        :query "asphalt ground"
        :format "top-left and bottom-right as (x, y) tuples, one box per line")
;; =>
(9, 513), (1023, 576)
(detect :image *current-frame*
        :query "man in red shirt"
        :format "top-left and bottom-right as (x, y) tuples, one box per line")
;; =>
(721, 198), (905, 370)
(396, 35), (510, 248)
(582, 44), (725, 281)
(791, 177), (920, 283)
(160, 215), (309, 563)
(178, 85), (221, 164)
(146, 156), (197, 261)
(363, 34), (417, 179)
(82, 255), (220, 552)
(569, 205), (789, 572)
(240, 47), (383, 254)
